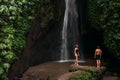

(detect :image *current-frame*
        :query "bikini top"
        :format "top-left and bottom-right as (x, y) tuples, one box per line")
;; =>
(76, 49), (79, 54)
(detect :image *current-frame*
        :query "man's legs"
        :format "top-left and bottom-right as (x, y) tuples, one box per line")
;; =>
(96, 60), (101, 67)
(98, 60), (101, 67)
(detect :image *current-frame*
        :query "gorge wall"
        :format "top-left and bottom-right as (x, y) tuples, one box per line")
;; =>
(8, 0), (65, 79)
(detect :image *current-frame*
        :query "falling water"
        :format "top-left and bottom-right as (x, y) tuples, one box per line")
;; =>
(60, 0), (69, 60)
(60, 0), (80, 61)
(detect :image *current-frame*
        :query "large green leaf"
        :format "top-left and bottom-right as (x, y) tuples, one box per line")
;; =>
(0, 67), (4, 75)
(2, 63), (10, 69)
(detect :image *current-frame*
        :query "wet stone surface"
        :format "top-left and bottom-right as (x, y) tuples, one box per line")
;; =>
(19, 59), (108, 80)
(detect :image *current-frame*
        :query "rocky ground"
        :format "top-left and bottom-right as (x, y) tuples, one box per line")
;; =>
(102, 71), (120, 80)
(19, 59), (119, 80)
(20, 61), (71, 80)
(20, 59), (95, 80)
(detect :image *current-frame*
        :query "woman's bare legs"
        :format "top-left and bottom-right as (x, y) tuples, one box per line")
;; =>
(75, 56), (79, 65)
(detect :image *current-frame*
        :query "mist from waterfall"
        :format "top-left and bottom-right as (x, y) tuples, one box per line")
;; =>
(60, 0), (80, 61)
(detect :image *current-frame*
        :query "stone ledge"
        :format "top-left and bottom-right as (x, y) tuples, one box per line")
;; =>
(57, 64), (106, 80)
(69, 64), (106, 72)
(58, 70), (88, 80)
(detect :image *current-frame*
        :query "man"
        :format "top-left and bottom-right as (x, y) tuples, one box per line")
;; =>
(94, 46), (102, 68)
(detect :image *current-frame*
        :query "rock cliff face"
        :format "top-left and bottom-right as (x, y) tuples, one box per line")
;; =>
(8, 0), (65, 79)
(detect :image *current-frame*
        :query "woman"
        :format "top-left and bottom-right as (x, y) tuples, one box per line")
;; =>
(74, 44), (80, 65)
(94, 46), (102, 68)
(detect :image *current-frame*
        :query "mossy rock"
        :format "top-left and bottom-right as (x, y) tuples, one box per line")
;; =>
(58, 70), (89, 80)
(69, 64), (106, 72)
(58, 64), (106, 80)
(69, 64), (106, 80)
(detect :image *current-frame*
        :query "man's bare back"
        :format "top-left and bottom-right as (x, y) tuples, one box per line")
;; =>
(95, 49), (102, 55)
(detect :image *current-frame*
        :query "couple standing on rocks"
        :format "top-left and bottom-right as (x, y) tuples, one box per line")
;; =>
(74, 44), (102, 68)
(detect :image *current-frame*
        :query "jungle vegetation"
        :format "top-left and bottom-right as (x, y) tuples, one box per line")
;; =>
(87, 0), (120, 60)
(0, 0), (120, 79)
(0, 0), (54, 79)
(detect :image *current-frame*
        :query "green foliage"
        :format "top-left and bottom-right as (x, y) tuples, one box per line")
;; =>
(70, 68), (101, 80)
(36, 0), (54, 28)
(97, 0), (120, 59)
(70, 73), (92, 80)
(0, 0), (54, 79)
(87, 0), (100, 27)
(88, 0), (120, 59)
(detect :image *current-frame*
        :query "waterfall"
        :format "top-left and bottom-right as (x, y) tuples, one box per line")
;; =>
(60, 0), (80, 61)
(60, 0), (69, 60)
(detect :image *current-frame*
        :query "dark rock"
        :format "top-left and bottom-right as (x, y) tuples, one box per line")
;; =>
(8, 0), (65, 80)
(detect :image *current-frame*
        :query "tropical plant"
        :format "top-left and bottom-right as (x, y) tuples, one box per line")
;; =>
(0, 0), (54, 79)
(87, 0), (120, 59)
(97, 0), (120, 59)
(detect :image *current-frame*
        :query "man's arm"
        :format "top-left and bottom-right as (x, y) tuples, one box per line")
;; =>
(100, 49), (102, 58)
(94, 49), (96, 58)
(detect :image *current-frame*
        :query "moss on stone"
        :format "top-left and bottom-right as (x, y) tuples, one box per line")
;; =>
(69, 64), (106, 80)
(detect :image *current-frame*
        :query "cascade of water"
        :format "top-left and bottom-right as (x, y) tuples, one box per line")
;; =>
(60, 0), (80, 61)
(60, 0), (69, 60)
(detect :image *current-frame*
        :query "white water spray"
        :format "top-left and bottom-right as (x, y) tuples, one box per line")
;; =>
(60, 0), (69, 60)
(60, 0), (80, 61)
